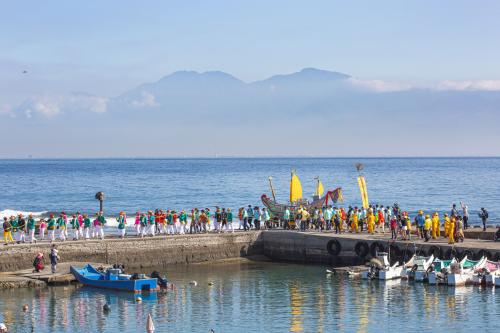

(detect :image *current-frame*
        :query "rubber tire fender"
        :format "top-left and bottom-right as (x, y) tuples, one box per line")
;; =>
(476, 249), (492, 260)
(327, 239), (342, 256)
(370, 242), (385, 257)
(445, 248), (459, 260)
(460, 249), (474, 261)
(355, 242), (369, 258)
(389, 245), (401, 260)
(427, 246), (443, 259)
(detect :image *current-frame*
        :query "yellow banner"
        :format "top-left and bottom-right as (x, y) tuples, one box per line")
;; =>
(357, 176), (369, 209)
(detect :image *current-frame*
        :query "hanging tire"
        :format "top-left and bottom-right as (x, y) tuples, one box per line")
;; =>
(476, 249), (492, 260)
(370, 242), (385, 257)
(355, 242), (369, 258)
(327, 239), (342, 256)
(445, 248), (458, 260)
(494, 252), (500, 262)
(427, 246), (443, 259)
(389, 245), (401, 260)
(459, 249), (474, 261)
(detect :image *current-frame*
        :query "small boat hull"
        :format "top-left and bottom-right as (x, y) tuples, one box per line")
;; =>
(71, 265), (159, 293)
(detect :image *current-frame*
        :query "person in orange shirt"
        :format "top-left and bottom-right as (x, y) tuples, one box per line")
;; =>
(377, 208), (385, 233)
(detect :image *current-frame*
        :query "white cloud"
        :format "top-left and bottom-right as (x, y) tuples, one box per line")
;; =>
(436, 80), (500, 91)
(19, 93), (108, 118)
(347, 78), (413, 92)
(131, 91), (158, 108)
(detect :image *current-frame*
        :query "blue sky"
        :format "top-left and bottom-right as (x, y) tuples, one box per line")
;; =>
(1, 1), (500, 157)
(1, 1), (500, 100)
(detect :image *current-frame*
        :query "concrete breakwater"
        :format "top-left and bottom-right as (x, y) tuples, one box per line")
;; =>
(262, 230), (500, 265)
(1, 230), (499, 273)
(0, 232), (263, 272)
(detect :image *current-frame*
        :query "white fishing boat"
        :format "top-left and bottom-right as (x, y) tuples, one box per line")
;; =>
(472, 260), (500, 286)
(361, 252), (404, 280)
(428, 258), (459, 285)
(403, 255), (434, 281)
(447, 256), (487, 286)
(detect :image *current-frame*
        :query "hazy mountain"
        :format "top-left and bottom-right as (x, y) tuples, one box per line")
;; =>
(3, 68), (500, 157)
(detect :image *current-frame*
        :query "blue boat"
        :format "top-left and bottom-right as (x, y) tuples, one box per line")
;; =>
(70, 264), (159, 293)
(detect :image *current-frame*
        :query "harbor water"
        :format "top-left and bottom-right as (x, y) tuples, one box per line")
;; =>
(0, 157), (499, 225)
(0, 260), (499, 333)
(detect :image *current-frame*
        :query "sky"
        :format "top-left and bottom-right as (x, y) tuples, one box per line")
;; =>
(1, 1), (500, 157)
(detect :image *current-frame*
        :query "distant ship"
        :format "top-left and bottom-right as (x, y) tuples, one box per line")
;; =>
(261, 171), (343, 219)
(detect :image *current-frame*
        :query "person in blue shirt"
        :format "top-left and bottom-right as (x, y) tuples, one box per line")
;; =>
(416, 211), (425, 239)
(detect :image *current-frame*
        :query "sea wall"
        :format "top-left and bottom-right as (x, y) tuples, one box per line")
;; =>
(262, 231), (500, 265)
(0, 232), (263, 272)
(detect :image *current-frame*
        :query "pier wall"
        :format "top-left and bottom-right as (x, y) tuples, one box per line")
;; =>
(262, 231), (500, 265)
(0, 232), (263, 272)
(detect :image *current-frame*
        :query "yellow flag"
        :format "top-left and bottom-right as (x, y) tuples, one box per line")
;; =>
(290, 172), (303, 203)
(357, 176), (369, 209)
(315, 179), (324, 197)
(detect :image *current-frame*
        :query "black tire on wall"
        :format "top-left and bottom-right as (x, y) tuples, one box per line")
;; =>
(370, 242), (385, 257)
(459, 249), (474, 261)
(327, 239), (342, 256)
(355, 242), (369, 258)
(476, 249), (492, 260)
(494, 252), (500, 262)
(445, 248), (459, 260)
(389, 245), (401, 260)
(427, 246), (443, 259)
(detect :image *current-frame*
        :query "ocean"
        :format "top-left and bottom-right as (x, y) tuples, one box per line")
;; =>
(0, 260), (499, 333)
(0, 158), (498, 225)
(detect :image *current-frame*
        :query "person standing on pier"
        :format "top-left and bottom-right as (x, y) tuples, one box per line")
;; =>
(27, 214), (37, 243)
(97, 212), (106, 239)
(147, 211), (155, 236)
(448, 216), (455, 244)
(134, 212), (141, 236)
(3, 217), (14, 245)
(242, 207), (249, 231)
(443, 213), (450, 238)
(254, 206), (262, 230)
(451, 204), (459, 218)
(431, 213), (440, 239)
(57, 214), (67, 241)
(83, 214), (91, 239)
(460, 202), (469, 229)
(180, 209), (188, 234)
(478, 208), (489, 231)
(70, 214), (79, 240)
(49, 244), (60, 273)
(117, 212), (127, 239)
(17, 214), (26, 243)
(47, 214), (56, 242)
(140, 213), (148, 237)
(247, 205), (254, 229)
(416, 211), (425, 239)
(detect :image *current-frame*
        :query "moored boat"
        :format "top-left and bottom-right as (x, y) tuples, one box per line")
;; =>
(361, 252), (404, 280)
(472, 260), (500, 286)
(404, 255), (434, 281)
(428, 258), (457, 285)
(447, 257), (487, 286)
(71, 264), (160, 293)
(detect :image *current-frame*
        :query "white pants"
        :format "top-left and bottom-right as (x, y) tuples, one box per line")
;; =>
(29, 229), (36, 242)
(73, 228), (80, 240)
(78, 228), (83, 238)
(148, 224), (155, 236)
(96, 225), (104, 239)
(59, 228), (66, 241)
(175, 222), (181, 234)
(84, 227), (90, 239)
(239, 220), (243, 229)
(39, 227), (46, 239)
(91, 226), (97, 238)
(226, 222), (234, 233)
(167, 225), (174, 235)
(214, 222), (220, 232)
(135, 224), (141, 236)
(119, 228), (125, 237)
(49, 229), (56, 241)
(18, 230), (26, 242)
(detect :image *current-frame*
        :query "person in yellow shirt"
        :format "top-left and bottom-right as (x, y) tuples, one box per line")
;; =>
(443, 213), (450, 238)
(431, 212), (440, 239)
(405, 214), (412, 240)
(350, 210), (359, 233)
(366, 210), (375, 234)
(423, 215), (432, 242)
(448, 216), (455, 244)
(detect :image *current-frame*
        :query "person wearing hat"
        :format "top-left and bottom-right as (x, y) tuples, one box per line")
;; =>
(423, 215), (432, 242)
(70, 214), (80, 240)
(140, 213), (148, 237)
(117, 212), (127, 239)
(33, 252), (44, 273)
(57, 214), (67, 241)
(27, 214), (37, 243)
(47, 214), (57, 242)
(97, 211), (106, 240)
(134, 212), (141, 236)
(443, 213), (450, 238)
(415, 211), (425, 239)
(179, 209), (188, 234)
(448, 215), (456, 244)
(17, 214), (26, 243)
(3, 217), (14, 245)
(431, 212), (440, 239)
(147, 211), (155, 236)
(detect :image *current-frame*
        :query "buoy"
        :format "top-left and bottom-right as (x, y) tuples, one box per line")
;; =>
(103, 303), (111, 313)
(136, 297), (142, 303)
(22, 304), (29, 312)
(189, 281), (197, 286)
(146, 313), (155, 332)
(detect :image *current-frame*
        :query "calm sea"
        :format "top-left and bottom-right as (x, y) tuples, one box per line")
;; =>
(0, 261), (499, 333)
(0, 158), (498, 224)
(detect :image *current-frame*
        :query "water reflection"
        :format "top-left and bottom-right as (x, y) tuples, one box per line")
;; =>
(0, 262), (498, 333)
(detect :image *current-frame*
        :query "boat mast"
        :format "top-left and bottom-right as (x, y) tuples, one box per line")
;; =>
(268, 176), (277, 202)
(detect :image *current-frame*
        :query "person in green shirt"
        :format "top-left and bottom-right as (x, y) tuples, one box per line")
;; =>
(117, 212), (127, 239)
(83, 214), (91, 240)
(27, 214), (37, 243)
(97, 211), (106, 240)
(70, 214), (80, 240)
(57, 215), (67, 241)
(47, 214), (57, 242)
(166, 211), (174, 235)
(227, 208), (234, 233)
(148, 211), (155, 237)
(179, 210), (188, 234)
(140, 213), (147, 237)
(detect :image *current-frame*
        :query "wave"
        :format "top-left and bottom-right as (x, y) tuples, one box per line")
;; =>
(0, 209), (47, 220)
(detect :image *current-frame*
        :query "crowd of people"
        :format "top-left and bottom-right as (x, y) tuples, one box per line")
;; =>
(1, 202), (491, 246)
